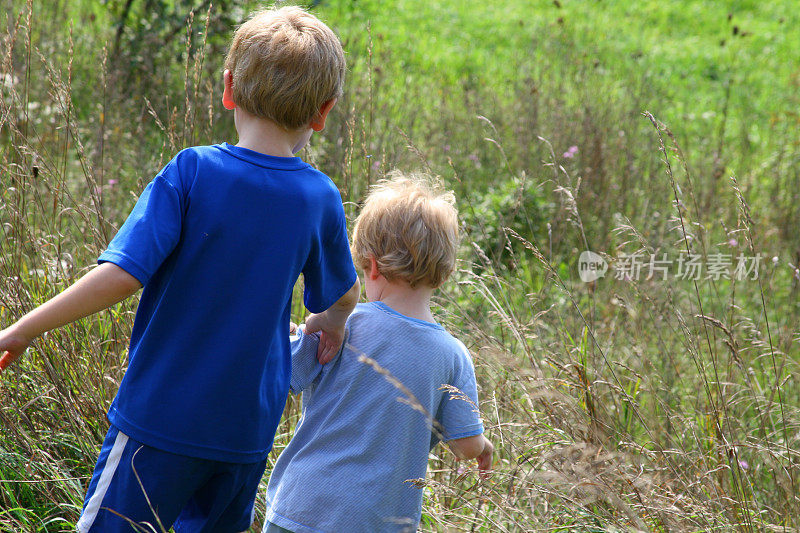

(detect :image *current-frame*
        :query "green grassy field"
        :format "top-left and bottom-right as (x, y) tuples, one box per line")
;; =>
(324, 0), (799, 164)
(1, 0), (799, 531)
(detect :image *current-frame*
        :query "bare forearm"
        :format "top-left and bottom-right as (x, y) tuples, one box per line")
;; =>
(304, 278), (360, 364)
(13, 263), (141, 340)
(323, 278), (360, 326)
(449, 434), (491, 461)
(448, 434), (493, 475)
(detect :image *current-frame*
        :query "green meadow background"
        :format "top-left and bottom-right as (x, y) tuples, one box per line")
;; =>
(1, 0), (799, 530)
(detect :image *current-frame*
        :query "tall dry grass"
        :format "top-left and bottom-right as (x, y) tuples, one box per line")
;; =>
(2, 1), (799, 532)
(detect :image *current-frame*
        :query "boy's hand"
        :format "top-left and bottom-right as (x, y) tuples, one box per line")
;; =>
(475, 437), (494, 478)
(303, 312), (345, 365)
(450, 434), (494, 479)
(0, 327), (33, 373)
(0, 263), (141, 376)
(303, 278), (359, 364)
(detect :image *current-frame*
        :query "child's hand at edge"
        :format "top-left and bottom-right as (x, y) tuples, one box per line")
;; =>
(0, 263), (142, 375)
(0, 326), (33, 373)
(475, 436), (494, 479)
(303, 312), (345, 365)
(450, 434), (494, 479)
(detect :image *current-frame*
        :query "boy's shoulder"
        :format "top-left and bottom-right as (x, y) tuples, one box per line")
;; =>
(168, 143), (311, 172)
(153, 145), (223, 187)
(346, 302), (472, 361)
(165, 144), (221, 167)
(159, 144), (340, 198)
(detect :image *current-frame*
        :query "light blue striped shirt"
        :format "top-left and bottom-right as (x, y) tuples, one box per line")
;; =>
(264, 301), (484, 533)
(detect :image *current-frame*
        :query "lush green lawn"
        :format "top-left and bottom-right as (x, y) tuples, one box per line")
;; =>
(321, 0), (799, 157)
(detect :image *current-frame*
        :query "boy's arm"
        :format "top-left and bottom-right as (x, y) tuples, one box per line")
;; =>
(438, 341), (490, 475)
(0, 263), (141, 372)
(448, 434), (494, 476)
(288, 326), (327, 393)
(304, 277), (360, 364)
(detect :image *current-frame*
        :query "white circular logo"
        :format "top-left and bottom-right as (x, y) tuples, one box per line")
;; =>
(578, 251), (607, 282)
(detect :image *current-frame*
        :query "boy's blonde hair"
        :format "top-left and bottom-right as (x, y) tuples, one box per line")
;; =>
(352, 172), (459, 289)
(224, 6), (345, 130)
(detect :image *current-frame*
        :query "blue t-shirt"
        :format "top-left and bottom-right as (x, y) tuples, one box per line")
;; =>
(98, 143), (357, 463)
(265, 302), (484, 533)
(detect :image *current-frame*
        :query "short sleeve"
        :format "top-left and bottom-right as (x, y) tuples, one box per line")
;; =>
(302, 198), (357, 313)
(289, 328), (324, 393)
(98, 172), (183, 286)
(438, 342), (484, 442)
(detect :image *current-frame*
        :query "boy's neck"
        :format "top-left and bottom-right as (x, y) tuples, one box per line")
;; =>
(374, 281), (436, 324)
(233, 108), (312, 158)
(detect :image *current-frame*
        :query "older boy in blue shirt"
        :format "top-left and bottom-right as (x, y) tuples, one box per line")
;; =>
(264, 173), (494, 533)
(0, 6), (359, 532)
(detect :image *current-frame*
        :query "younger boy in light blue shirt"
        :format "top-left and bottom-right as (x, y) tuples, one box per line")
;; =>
(264, 173), (493, 533)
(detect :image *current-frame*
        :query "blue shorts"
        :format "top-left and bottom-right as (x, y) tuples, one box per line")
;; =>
(76, 425), (267, 533)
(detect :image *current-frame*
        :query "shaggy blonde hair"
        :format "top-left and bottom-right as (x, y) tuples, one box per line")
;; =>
(223, 6), (345, 130)
(352, 172), (459, 289)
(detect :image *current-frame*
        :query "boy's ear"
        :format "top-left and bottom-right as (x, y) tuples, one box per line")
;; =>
(222, 69), (236, 110)
(369, 256), (381, 281)
(310, 98), (337, 132)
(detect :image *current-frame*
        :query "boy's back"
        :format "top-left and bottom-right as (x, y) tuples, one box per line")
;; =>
(0, 6), (361, 532)
(101, 143), (355, 461)
(265, 302), (483, 532)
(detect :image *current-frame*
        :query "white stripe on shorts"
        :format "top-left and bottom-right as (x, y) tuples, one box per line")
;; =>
(76, 430), (129, 532)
